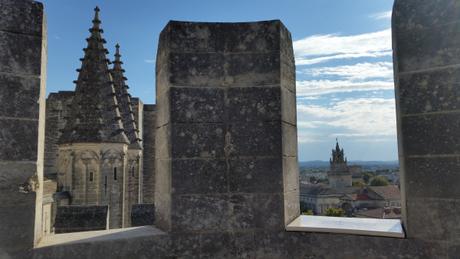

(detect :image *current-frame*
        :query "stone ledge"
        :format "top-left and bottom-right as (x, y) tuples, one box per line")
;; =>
(286, 215), (405, 238)
(35, 226), (166, 248)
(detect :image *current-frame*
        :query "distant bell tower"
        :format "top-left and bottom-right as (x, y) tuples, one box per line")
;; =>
(328, 139), (352, 189)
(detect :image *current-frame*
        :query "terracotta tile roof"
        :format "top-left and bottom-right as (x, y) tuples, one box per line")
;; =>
(369, 185), (401, 200)
(355, 207), (401, 219)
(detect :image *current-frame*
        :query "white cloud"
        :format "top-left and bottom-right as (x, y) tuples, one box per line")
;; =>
(297, 98), (396, 139)
(301, 62), (393, 81)
(293, 29), (391, 66)
(296, 79), (394, 96)
(144, 59), (155, 63)
(370, 11), (392, 20)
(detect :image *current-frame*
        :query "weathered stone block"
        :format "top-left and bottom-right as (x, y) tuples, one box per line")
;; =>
(167, 20), (282, 54)
(154, 159), (171, 195)
(0, 74), (40, 118)
(399, 68), (460, 114)
(155, 124), (171, 159)
(280, 60), (296, 93)
(253, 194), (284, 230)
(228, 158), (282, 193)
(131, 204), (155, 226)
(0, 119), (38, 161)
(142, 104), (156, 204)
(405, 156), (460, 199)
(54, 205), (108, 233)
(0, 205), (35, 255)
(0, 31), (42, 75)
(170, 53), (225, 87)
(232, 232), (256, 259)
(171, 87), (225, 123)
(396, 22), (460, 72)
(155, 91), (170, 127)
(0, 162), (36, 207)
(406, 198), (460, 241)
(281, 86), (296, 125)
(228, 194), (255, 230)
(171, 194), (230, 232)
(156, 20), (297, 235)
(254, 231), (288, 258)
(172, 159), (228, 194)
(154, 192), (172, 231)
(229, 122), (282, 157)
(401, 113), (460, 156)
(393, 0), (460, 32)
(223, 21), (280, 53)
(282, 122), (298, 157)
(284, 190), (300, 225)
(225, 52), (280, 87)
(171, 123), (225, 158)
(227, 87), (281, 122)
(167, 22), (223, 53)
(170, 233), (200, 258)
(0, 0), (43, 36)
(280, 24), (294, 62)
(200, 233), (234, 259)
(283, 156), (299, 193)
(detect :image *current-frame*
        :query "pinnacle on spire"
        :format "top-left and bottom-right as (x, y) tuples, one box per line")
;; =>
(58, 7), (129, 145)
(114, 43), (121, 61)
(110, 44), (142, 150)
(93, 6), (101, 25)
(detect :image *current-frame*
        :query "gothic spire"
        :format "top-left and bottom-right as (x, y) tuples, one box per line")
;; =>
(59, 7), (129, 144)
(111, 44), (142, 150)
(330, 139), (347, 165)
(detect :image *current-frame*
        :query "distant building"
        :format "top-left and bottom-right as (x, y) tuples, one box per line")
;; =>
(349, 165), (363, 179)
(328, 140), (352, 189)
(300, 140), (402, 218)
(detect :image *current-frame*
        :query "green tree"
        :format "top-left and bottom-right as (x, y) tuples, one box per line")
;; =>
(370, 175), (390, 186)
(325, 208), (345, 217)
(362, 172), (374, 184)
(352, 181), (365, 187)
(300, 201), (309, 212)
(302, 210), (314, 215)
(309, 176), (317, 183)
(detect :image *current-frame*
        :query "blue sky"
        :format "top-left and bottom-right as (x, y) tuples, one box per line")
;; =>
(40, 0), (396, 161)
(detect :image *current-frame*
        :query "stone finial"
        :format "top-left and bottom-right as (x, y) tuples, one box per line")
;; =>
(92, 6), (101, 27)
(114, 43), (121, 61)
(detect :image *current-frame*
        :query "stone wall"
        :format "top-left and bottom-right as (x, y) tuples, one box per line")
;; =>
(12, 0), (460, 258)
(0, 0), (46, 258)
(393, 0), (460, 252)
(142, 104), (156, 204)
(54, 205), (108, 233)
(154, 20), (299, 233)
(130, 97), (144, 202)
(131, 203), (155, 227)
(44, 91), (73, 180)
(57, 143), (128, 229)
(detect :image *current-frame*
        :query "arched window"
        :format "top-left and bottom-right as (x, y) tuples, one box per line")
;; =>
(89, 172), (94, 182)
(113, 167), (117, 180)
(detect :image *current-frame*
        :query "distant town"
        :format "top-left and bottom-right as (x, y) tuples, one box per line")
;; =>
(299, 141), (401, 219)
